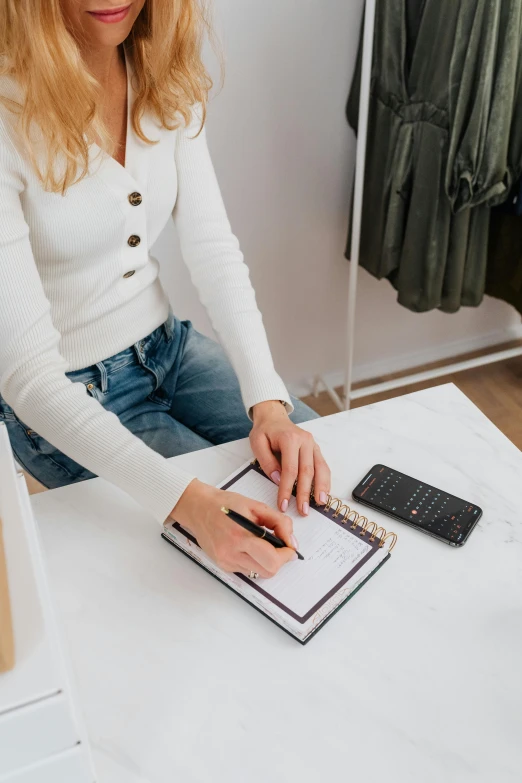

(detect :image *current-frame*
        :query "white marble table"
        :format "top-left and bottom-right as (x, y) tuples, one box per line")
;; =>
(31, 384), (522, 783)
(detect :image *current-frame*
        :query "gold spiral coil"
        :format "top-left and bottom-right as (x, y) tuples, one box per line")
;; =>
(370, 525), (387, 544)
(251, 460), (397, 551)
(360, 519), (378, 537)
(379, 531), (398, 550)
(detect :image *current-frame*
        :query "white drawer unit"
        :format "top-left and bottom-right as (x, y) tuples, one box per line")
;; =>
(0, 423), (96, 782)
(1, 747), (93, 783)
(0, 693), (79, 776)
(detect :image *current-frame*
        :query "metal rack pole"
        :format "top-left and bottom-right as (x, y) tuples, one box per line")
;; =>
(343, 0), (377, 410)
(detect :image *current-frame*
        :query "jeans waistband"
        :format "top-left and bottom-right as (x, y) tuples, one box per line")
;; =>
(66, 312), (176, 390)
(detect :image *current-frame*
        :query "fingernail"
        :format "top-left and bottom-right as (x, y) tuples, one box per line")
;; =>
(281, 499), (288, 512)
(271, 470), (281, 485)
(319, 491), (327, 504)
(291, 534), (299, 550)
(302, 502), (309, 516)
(291, 551), (298, 561)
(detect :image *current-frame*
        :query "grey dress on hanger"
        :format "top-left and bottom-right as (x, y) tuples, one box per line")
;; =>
(347, 0), (522, 313)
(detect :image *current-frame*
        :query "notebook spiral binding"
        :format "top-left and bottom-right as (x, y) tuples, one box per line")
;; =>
(252, 459), (397, 551)
(321, 494), (397, 550)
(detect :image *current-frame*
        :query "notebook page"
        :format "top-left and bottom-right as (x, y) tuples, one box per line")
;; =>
(225, 467), (374, 620)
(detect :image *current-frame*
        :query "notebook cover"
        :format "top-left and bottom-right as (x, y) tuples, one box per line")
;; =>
(161, 531), (390, 644)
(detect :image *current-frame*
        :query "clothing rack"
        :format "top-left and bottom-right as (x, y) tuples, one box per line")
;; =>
(314, 0), (522, 412)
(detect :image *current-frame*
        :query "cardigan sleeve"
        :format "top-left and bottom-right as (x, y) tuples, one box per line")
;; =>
(0, 130), (197, 525)
(172, 108), (293, 417)
(445, 0), (522, 211)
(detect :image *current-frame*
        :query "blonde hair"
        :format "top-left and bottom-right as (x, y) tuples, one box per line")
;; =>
(0, 0), (214, 193)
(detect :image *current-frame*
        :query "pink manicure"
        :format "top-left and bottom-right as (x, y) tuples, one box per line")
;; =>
(271, 470), (281, 485)
(291, 534), (299, 550)
(303, 502), (309, 516)
(281, 499), (289, 512)
(319, 491), (327, 504)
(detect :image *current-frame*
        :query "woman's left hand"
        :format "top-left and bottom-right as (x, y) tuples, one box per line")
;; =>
(250, 400), (331, 516)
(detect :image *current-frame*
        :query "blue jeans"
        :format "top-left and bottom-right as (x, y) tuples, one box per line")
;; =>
(0, 314), (318, 489)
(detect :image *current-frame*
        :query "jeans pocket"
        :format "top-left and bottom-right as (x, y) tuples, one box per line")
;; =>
(84, 381), (105, 403)
(67, 364), (107, 403)
(70, 375), (105, 403)
(24, 427), (63, 457)
(2, 415), (95, 488)
(0, 396), (15, 420)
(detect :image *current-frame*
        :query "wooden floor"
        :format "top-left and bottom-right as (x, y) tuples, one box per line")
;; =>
(302, 339), (522, 450)
(23, 339), (522, 496)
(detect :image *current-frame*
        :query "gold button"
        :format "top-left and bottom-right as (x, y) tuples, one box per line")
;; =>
(87, 383), (94, 390)
(128, 235), (141, 248)
(128, 192), (142, 206)
(123, 270), (135, 278)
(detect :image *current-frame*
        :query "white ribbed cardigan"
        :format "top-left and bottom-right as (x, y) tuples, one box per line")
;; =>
(0, 63), (291, 523)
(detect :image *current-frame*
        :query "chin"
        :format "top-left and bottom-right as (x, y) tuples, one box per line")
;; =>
(86, 22), (135, 48)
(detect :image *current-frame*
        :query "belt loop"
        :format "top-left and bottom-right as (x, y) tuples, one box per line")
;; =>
(96, 361), (108, 393)
(133, 338), (145, 365)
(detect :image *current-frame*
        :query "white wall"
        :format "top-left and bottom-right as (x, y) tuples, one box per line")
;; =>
(152, 0), (522, 395)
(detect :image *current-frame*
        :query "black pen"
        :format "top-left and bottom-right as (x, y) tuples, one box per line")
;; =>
(221, 507), (305, 560)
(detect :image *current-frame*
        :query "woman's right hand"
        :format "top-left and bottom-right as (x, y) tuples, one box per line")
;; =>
(170, 479), (299, 578)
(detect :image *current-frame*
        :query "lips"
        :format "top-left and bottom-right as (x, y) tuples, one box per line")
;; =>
(87, 4), (131, 24)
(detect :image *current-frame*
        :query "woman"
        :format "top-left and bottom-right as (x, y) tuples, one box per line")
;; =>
(0, 0), (330, 579)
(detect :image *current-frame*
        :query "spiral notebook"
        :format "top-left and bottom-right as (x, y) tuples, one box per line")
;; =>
(162, 460), (397, 644)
